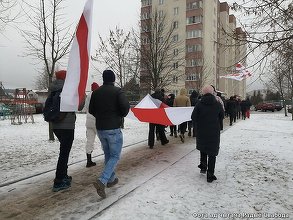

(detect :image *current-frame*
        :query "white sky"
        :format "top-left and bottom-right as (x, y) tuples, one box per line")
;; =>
(0, 0), (263, 91)
(0, 0), (141, 89)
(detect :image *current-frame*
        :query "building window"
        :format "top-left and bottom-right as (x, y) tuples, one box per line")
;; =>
(186, 30), (202, 39)
(141, 37), (150, 45)
(186, 44), (202, 52)
(159, 0), (164, 5)
(174, 7), (179, 15)
(141, 12), (151, 20)
(187, 59), (202, 67)
(186, 1), (202, 10)
(186, 16), (202, 25)
(173, 48), (179, 56)
(173, 21), (179, 29)
(173, 62), (179, 69)
(173, 76), (178, 83)
(158, 10), (164, 18)
(186, 73), (200, 81)
(172, 34), (179, 42)
(142, 0), (152, 7)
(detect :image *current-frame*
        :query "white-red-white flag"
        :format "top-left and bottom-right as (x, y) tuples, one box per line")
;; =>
(126, 94), (194, 126)
(220, 63), (252, 81)
(60, 0), (94, 112)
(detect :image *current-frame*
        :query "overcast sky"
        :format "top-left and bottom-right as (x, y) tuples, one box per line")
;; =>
(0, 0), (263, 91)
(0, 0), (140, 89)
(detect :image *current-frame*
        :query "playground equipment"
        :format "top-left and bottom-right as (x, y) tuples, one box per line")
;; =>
(0, 82), (35, 124)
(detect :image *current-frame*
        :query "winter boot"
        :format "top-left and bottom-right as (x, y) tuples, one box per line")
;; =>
(207, 172), (217, 183)
(52, 178), (71, 192)
(107, 177), (119, 188)
(188, 128), (191, 137)
(86, 154), (96, 168)
(174, 131), (178, 138)
(198, 164), (207, 174)
(93, 179), (106, 198)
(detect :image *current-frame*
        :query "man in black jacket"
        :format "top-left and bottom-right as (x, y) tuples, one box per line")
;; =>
(89, 70), (130, 198)
(148, 88), (169, 149)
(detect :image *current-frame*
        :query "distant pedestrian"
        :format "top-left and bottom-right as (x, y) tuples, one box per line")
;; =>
(245, 97), (252, 119)
(148, 88), (169, 149)
(51, 70), (85, 192)
(173, 88), (191, 143)
(188, 90), (199, 137)
(166, 93), (177, 138)
(191, 85), (224, 183)
(226, 96), (237, 126)
(84, 82), (99, 168)
(89, 70), (130, 198)
(240, 99), (247, 120)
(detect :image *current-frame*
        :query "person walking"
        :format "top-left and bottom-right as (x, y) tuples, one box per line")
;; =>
(148, 88), (169, 149)
(89, 70), (130, 199)
(166, 93), (177, 138)
(188, 90), (199, 137)
(240, 99), (247, 120)
(191, 85), (224, 183)
(226, 96), (237, 126)
(245, 97), (252, 119)
(84, 82), (99, 168)
(173, 88), (191, 143)
(51, 70), (85, 192)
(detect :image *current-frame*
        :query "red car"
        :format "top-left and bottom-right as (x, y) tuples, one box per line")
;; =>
(255, 103), (275, 112)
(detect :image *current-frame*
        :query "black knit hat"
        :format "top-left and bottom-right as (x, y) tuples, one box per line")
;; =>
(102, 70), (115, 82)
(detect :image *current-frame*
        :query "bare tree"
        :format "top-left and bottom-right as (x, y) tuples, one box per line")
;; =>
(0, 0), (18, 32)
(267, 40), (293, 118)
(137, 9), (185, 94)
(21, 0), (74, 140)
(92, 26), (135, 88)
(225, 1), (293, 70)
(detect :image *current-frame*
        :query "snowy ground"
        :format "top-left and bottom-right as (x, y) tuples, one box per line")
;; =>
(0, 112), (292, 219)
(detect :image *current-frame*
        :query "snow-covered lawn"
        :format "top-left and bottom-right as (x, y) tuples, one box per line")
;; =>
(0, 112), (292, 219)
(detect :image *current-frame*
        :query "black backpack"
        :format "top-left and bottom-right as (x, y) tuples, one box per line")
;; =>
(43, 89), (67, 122)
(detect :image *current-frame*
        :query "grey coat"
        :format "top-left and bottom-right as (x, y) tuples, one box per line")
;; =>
(50, 79), (78, 130)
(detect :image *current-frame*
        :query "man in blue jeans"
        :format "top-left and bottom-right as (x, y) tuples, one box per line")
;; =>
(89, 69), (130, 198)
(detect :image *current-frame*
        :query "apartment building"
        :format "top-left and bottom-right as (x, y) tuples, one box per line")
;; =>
(140, 0), (247, 98)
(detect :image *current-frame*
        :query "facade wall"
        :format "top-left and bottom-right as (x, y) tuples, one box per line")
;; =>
(140, 0), (247, 98)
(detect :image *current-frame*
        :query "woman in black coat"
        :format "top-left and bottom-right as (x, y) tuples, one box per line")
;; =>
(191, 85), (224, 183)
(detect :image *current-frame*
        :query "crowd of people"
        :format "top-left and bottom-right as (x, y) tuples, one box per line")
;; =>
(47, 69), (252, 197)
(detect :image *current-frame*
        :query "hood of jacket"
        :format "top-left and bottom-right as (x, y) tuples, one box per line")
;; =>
(50, 79), (64, 92)
(200, 93), (217, 105)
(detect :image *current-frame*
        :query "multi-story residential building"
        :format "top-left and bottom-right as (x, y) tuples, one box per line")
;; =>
(140, 0), (247, 98)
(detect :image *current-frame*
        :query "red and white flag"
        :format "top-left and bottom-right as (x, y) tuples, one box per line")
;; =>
(126, 94), (194, 126)
(60, 0), (94, 112)
(220, 63), (252, 81)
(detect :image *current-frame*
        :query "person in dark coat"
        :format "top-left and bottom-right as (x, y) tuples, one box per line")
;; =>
(191, 85), (224, 183)
(148, 88), (169, 149)
(89, 70), (130, 198)
(240, 99), (248, 120)
(226, 96), (237, 126)
(51, 70), (85, 192)
(166, 94), (177, 137)
(188, 90), (199, 137)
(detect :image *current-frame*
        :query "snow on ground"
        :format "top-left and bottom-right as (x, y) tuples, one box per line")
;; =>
(0, 113), (148, 186)
(0, 111), (293, 219)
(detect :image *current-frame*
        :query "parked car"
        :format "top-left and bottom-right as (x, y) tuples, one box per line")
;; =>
(273, 102), (283, 111)
(255, 102), (275, 112)
(0, 103), (12, 116)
